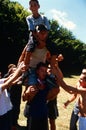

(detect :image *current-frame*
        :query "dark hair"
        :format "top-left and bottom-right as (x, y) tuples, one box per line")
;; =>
(36, 62), (47, 71)
(29, 0), (39, 5)
(8, 64), (16, 69)
(35, 24), (48, 33)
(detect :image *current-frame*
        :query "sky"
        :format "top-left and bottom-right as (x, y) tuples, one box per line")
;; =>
(10, 0), (86, 43)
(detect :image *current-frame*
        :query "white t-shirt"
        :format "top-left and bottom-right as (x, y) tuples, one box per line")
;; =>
(0, 79), (12, 116)
(29, 47), (48, 68)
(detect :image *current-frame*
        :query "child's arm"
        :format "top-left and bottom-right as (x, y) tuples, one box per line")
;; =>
(63, 82), (80, 109)
(0, 62), (25, 91)
(63, 93), (77, 108)
(17, 45), (27, 66)
(22, 86), (38, 101)
(55, 74), (86, 94)
(17, 44), (32, 70)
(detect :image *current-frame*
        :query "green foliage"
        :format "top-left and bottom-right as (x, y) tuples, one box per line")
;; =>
(49, 20), (86, 72)
(0, 0), (30, 73)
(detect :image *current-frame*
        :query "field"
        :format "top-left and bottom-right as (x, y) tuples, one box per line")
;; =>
(17, 75), (79, 130)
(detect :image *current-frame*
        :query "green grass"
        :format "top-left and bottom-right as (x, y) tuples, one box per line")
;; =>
(18, 75), (79, 130)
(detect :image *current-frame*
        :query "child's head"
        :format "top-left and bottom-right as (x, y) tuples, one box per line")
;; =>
(81, 68), (86, 75)
(79, 68), (86, 87)
(8, 64), (17, 74)
(36, 62), (48, 80)
(35, 24), (48, 41)
(29, 0), (40, 13)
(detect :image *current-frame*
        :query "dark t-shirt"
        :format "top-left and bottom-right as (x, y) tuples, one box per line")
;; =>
(28, 85), (50, 119)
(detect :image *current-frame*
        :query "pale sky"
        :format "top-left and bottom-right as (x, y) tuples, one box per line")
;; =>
(10, 0), (86, 43)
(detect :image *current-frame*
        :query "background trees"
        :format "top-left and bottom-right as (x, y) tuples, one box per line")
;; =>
(0, 0), (86, 75)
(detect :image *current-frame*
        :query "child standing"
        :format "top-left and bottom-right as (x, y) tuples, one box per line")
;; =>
(22, 62), (60, 130)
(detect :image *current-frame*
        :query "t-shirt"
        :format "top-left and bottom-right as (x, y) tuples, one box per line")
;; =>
(29, 47), (48, 68)
(0, 79), (12, 115)
(28, 85), (50, 118)
(26, 14), (50, 31)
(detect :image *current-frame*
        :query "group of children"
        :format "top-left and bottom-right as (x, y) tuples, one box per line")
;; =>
(0, 0), (86, 130)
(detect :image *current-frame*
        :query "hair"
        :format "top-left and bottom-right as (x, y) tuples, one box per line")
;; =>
(8, 64), (16, 69)
(36, 62), (48, 71)
(29, 0), (40, 5)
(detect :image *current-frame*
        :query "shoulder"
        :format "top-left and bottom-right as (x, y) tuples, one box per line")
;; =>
(26, 15), (33, 20)
(40, 14), (48, 20)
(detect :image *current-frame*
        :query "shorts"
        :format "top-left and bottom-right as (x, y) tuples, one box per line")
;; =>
(79, 116), (86, 130)
(28, 68), (37, 86)
(26, 33), (37, 52)
(47, 98), (59, 119)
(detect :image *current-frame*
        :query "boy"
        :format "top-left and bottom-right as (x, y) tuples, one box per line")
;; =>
(0, 62), (25, 130)
(22, 62), (60, 130)
(26, 0), (50, 32)
(56, 67), (86, 130)
(63, 67), (86, 130)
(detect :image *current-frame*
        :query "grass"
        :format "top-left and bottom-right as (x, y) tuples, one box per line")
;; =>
(17, 75), (79, 130)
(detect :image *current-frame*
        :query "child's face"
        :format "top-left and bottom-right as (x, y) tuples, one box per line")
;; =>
(29, 1), (40, 13)
(36, 31), (48, 41)
(37, 66), (47, 80)
(81, 69), (86, 75)
(79, 74), (86, 87)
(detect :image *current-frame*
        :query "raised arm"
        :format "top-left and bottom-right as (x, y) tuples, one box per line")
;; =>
(1, 62), (25, 91)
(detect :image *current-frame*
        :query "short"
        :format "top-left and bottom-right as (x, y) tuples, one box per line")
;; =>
(28, 117), (48, 130)
(28, 68), (37, 86)
(47, 98), (59, 119)
(79, 116), (86, 130)
(26, 33), (37, 52)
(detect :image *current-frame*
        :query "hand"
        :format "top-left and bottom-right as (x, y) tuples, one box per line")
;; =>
(22, 86), (38, 101)
(63, 101), (69, 108)
(57, 54), (64, 62)
(18, 61), (26, 72)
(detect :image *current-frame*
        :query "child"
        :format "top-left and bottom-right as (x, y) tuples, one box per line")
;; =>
(0, 62), (25, 130)
(63, 67), (86, 130)
(57, 67), (86, 130)
(77, 71), (86, 130)
(22, 62), (60, 130)
(26, 0), (50, 33)
(25, 0), (50, 66)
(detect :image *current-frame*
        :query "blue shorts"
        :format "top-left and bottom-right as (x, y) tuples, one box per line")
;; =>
(28, 68), (38, 86)
(26, 33), (37, 52)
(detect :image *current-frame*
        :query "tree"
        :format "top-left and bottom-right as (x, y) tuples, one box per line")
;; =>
(0, 0), (29, 74)
(49, 20), (86, 73)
